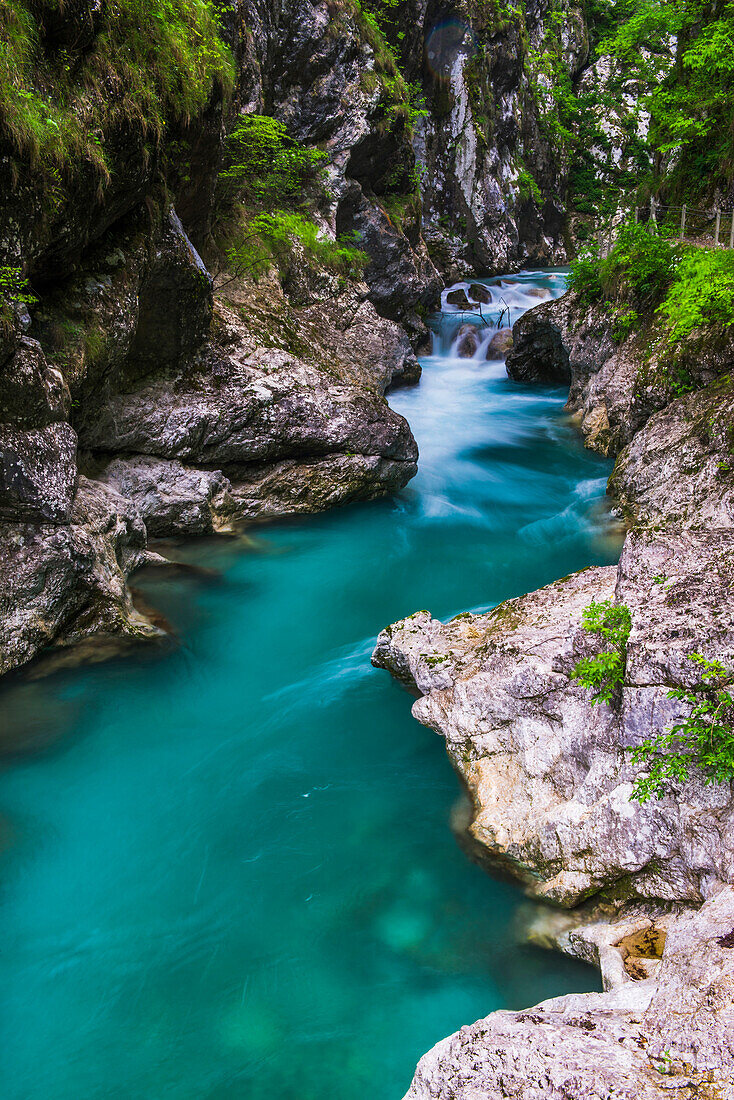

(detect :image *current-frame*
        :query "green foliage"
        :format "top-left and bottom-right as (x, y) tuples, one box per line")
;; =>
(657, 249), (734, 347)
(568, 251), (603, 304)
(0, 264), (35, 305)
(517, 168), (541, 205)
(571, 599), (632, 705)
(600, 223), (676, 305)
(222, 211), (368, 283)
(597, 0), (734, 199)
(628, 654), (734, 802)
(612, 307), (639, 342)
(0, 0), (233, 187)
(219, 116), (327, 207)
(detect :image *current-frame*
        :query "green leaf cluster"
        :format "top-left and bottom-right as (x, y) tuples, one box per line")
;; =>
(220, 116), (327, 208)
(0, 264), (36, 305)
(223, 211), (368, 284)
(568, 224), (676, 308)
(628, 654), (734, 802)
(657, 249), (734, 347)
(596, 0), (734, 199)
(571, 599), (632, 705)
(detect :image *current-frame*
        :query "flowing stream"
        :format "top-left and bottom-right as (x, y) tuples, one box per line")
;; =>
(0, 269), (622, 1100)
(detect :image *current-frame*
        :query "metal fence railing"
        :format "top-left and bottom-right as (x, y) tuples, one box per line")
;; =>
(596, 197), (734, 257)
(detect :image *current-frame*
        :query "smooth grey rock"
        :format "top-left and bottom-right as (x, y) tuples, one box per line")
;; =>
(0, 476), (155, 676)
(97, 455), (236, 537)
(0, 422), (77, 523)
(373, 527), (734, 909)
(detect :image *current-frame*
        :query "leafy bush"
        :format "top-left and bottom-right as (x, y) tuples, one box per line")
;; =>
(628, 653), (734, 802)
(568, 251), (603, 303)
(600, 223), (676, 305)
(219, 116), (327, 208)
(0, 264), (36, 306)
(657, 248), (734, 346)
(571, 599), (632, 705)
(221, 211), (368, 283)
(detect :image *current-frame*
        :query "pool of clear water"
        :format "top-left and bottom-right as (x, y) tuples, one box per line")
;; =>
(0, 269), (622, 1099)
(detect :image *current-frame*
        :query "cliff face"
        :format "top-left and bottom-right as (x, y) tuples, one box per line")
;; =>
(0, 0), (596, 675)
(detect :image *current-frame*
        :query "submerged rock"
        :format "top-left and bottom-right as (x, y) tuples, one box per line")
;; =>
(485, 328), (514, 360)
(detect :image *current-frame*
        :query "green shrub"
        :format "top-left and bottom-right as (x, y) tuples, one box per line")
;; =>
(612, 306), (639, 341)
(628, 653), (734, 802)
(657, 248), (734, 346)
(221, 211), (368, 283)
(0, 264), (36, 305)
(219, 115), (327, 208)
(571, 599), (632, 705)
(567, 251), (603, 303)
(600, 223), (676, 305)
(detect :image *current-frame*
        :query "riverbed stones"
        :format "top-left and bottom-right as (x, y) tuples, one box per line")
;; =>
(485, 328), (514, 359)
(454, 323), (479, 358)
(445, 289), (475, 310)
(468, 283), (492, 304)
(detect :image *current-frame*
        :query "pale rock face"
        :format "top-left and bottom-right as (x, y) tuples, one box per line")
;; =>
(404, 887), (734, 1100)
(373, 527), (734, 909)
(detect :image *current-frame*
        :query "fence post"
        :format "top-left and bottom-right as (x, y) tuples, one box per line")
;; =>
(634, 207), (639, 224)
(730, 211), (734, 250)
(715, 207), (721, 246)
(650, 196), (656, 225)
(679, 204), (686, 241)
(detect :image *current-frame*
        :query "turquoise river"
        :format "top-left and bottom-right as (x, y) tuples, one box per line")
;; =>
(0, 269), (622, 1099)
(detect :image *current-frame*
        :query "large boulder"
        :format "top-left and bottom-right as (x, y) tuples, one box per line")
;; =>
(0, 477), (155, 676)
(373, 526), (734, 909)
(0, 422), (78, 523)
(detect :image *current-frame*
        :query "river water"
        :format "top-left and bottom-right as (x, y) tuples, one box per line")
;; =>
(0, 270), (621, 1099)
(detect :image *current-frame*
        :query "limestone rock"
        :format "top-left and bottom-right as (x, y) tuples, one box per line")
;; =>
(0, 422), (78, 523)
(0, 477), (156, 676)
(0, 336), (70, 428)
(373, 527), (734, 909)
(468, 283), (492, 304)
(609, 374), (734, 529)
(454, 324), (479, 358)
(445, 289), (475, 310)
(404, 887), (734, 1099)
(97, 455), (237, 537)
(485, 328), (514, 360)
(507, 292), (732, 457)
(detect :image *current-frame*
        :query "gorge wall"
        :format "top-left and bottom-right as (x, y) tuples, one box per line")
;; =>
(0, 0), (596, 676)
